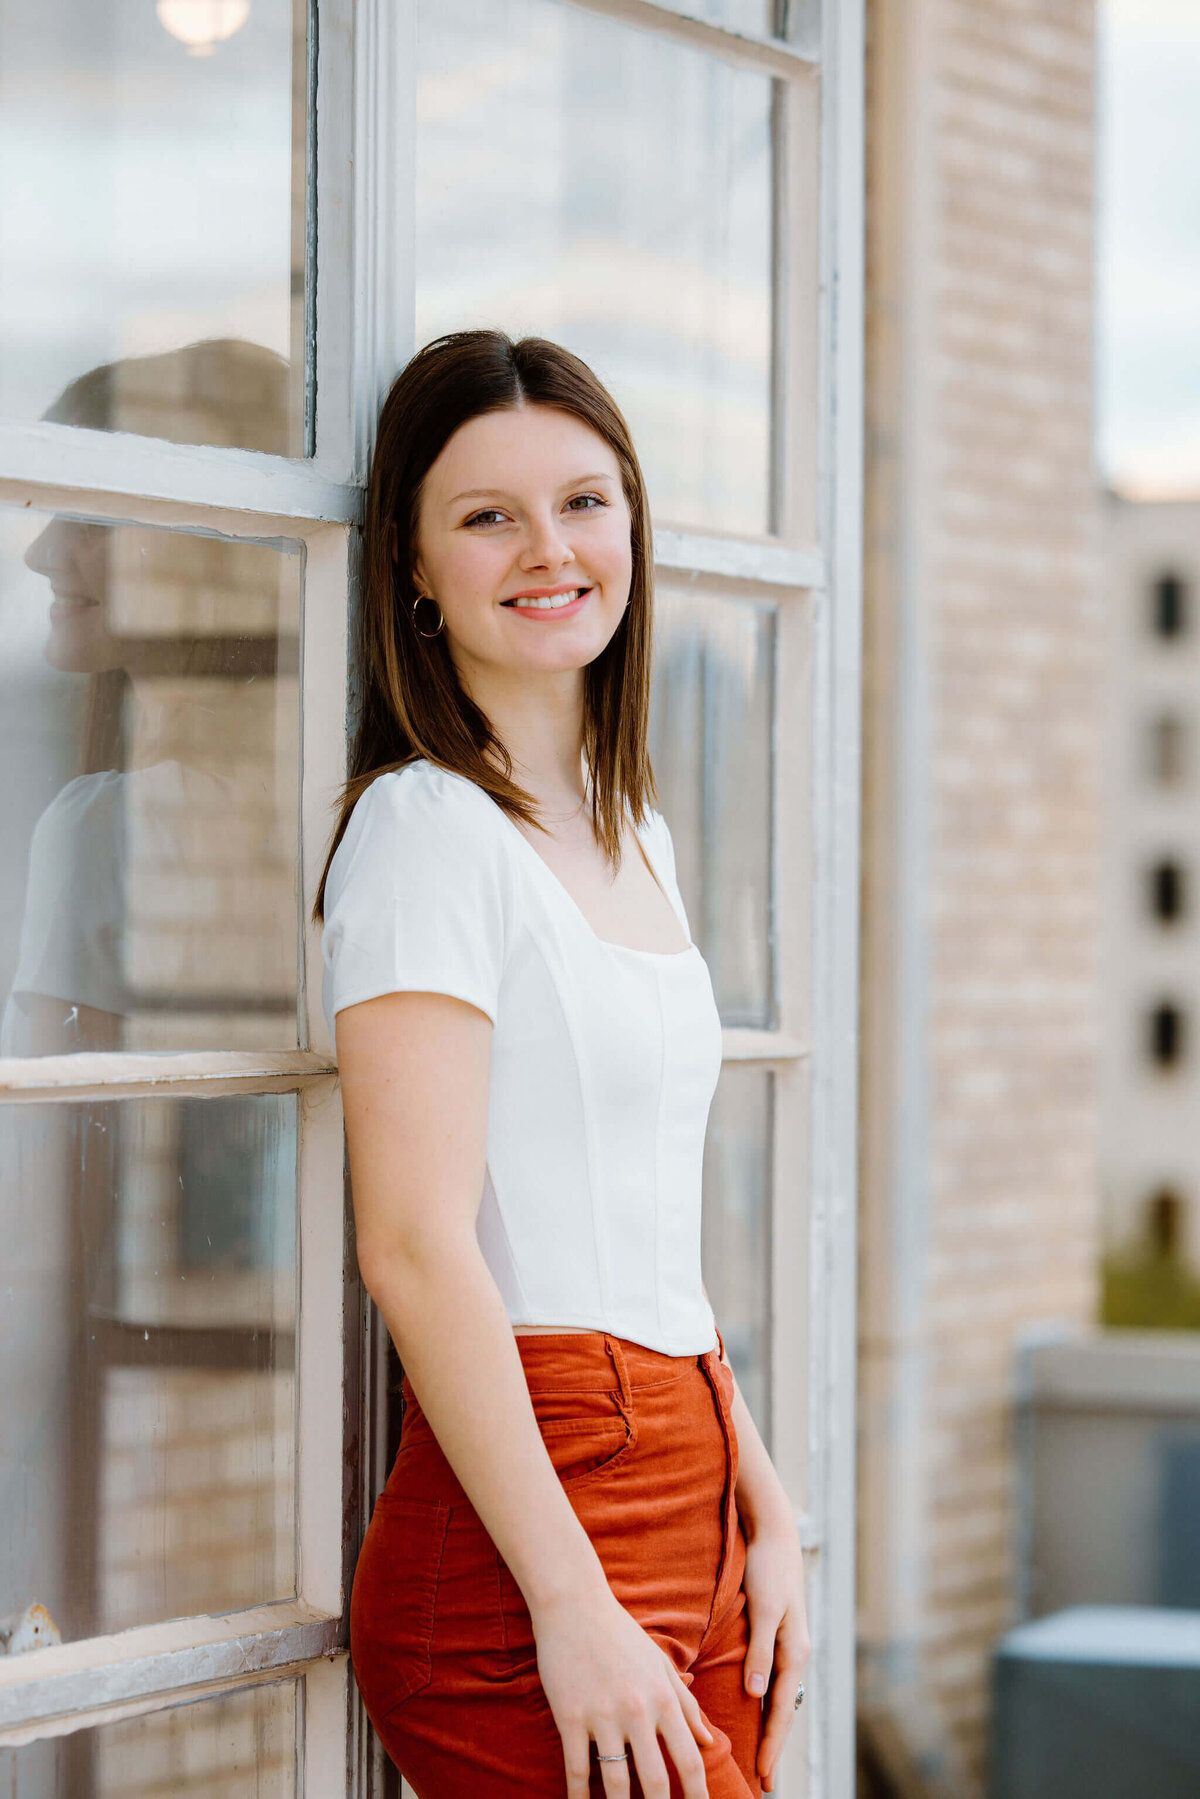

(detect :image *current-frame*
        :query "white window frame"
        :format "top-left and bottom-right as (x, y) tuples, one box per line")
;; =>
(0, 1), (863, 1794)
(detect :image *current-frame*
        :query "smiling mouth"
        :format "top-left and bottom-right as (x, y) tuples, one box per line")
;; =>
(502, 586), (592, 612)
(49, 593), (102, 614)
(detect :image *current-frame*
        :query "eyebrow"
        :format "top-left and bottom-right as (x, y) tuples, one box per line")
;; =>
(446, 472), (618, 509)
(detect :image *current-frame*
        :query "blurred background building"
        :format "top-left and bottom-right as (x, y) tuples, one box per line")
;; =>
(857, 2), (1200, 1795)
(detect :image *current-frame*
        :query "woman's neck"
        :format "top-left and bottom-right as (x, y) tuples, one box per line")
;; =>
(473, 670), (589, 809)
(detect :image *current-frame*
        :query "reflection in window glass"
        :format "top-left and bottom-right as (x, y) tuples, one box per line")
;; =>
(0, 0), (309, 454)
(416, 0), (775, 535)
(2, 1677), (298, 1799)
(702, 1066), (773, 1442)
(0, 1093), (296, 1644)
(650, 581), (775, 1025)
(0, 504), (301, 1055)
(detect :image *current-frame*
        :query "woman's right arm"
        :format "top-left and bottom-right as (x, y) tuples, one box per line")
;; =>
(336, 985), (713, 1799)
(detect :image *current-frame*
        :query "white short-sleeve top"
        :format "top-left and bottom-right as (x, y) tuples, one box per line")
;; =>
(321, 757), (723, 1355)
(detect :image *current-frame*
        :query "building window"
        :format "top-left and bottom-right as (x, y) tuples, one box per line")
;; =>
(1148, 1001), (1187, 1068)
(1148, 713), (1188, 785)
(1148, 859), (1188, 924)
(1151, 570), (1189, 639)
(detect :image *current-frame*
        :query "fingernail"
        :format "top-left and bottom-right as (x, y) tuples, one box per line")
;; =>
(748, 1672), (766, 1696)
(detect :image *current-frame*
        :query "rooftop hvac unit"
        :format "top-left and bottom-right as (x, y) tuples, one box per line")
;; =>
(989, 1606), (1200, 1799)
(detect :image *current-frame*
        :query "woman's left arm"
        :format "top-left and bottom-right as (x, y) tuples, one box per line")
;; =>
(711, 1316), (812, 1794)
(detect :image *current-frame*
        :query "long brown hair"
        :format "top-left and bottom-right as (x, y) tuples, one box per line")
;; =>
(313, 329), (657, 923)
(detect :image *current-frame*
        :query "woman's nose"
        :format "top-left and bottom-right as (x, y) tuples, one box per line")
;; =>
(23, 521), (58, 578)
(520, 512), (572, 571)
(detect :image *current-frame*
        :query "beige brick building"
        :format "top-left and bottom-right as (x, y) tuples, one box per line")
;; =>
(857, 1), (1104, 1792)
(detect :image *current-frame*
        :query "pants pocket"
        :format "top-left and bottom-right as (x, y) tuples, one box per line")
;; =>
(528, 1385), (638, 1489)
(350, 1493), (450, 1718)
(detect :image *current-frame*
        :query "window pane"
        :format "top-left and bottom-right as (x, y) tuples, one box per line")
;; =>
(702, 1066), (773, 1442)
(0, 506), (301, 1055)
(649, 581), (775, 1025)
(0, 1), (309, 455)
(2, 1678), (298, 1799)
(0, 1093), (296, 1642)
(416, 0), (776, 536)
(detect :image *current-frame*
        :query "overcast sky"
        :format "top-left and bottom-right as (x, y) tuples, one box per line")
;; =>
(1097, 0), (1200, 494)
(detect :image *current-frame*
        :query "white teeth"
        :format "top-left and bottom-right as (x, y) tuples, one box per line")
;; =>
(512, 589), (581, 610)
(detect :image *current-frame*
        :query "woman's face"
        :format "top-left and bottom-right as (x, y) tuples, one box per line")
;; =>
(25, 517), (123, 674)
(412, 403), (634, 691)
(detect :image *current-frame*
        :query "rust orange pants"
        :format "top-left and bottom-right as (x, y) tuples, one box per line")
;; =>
(350, 1327), (764, 1796)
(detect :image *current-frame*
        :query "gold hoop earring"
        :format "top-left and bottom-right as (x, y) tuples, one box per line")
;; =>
(411, 593), (445, 639)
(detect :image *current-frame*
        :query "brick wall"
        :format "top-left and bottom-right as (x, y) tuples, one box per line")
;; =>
(859, 1), (1104, 1791)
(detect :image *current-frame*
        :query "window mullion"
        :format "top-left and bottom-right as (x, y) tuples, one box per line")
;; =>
(0, 422), (361, 528)
(0, 1051), (336, 1104)
(558, 0), (818, 74)
(654, 525), (822, 589)
(0, 1603), (342, 1734)
(721, 1028), (808, 1062)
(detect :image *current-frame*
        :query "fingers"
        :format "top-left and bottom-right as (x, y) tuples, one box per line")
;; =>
(630, 1716), (712, 1799)
(593, 1738), (633, 1799)
(756, 1658), (806, 1791)
(655, 1706), (711, 1799)
(669, 1663), (715, 1749)
(742, 1618), (779, 1700)
(563, 1729), (594, 1799)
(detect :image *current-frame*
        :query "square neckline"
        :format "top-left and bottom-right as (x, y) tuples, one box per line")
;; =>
(473, 778), (698, 961)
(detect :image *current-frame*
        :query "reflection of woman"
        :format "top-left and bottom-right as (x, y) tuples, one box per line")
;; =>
(2, 515), (132, 1055)
(3, 340), (288, 1058)
(1, 512), (223, 1056)
(318, 331), (810, 1796)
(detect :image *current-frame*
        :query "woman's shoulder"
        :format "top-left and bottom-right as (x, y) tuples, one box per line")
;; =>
(327, 759), (511, 904)
(347, 758), (504, 841)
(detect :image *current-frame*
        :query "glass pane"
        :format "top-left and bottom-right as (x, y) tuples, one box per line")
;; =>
(0, 1093), (297, 1643)
(2, 1678), (298, 1799)
(416, 0), (776, 536)
(0, 504), (302, 1055)
(0, 0), (309, 456)
(649, 580), (775, 1025)
(702, 1066), (773, 1442)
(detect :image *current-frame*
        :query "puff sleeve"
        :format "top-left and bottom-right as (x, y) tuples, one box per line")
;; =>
(320, 764), (512, 1033)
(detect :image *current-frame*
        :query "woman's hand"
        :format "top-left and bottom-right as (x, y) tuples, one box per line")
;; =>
(740, 1520), (811, 1793)
(532, 1585), (714, 1799)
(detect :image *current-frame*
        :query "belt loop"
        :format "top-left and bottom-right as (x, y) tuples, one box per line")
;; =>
(603, 1334), (634, 1417)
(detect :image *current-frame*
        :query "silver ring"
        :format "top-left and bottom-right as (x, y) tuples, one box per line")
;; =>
(596, 1750), (629, 1762)
(794, 1681), (805, 1710)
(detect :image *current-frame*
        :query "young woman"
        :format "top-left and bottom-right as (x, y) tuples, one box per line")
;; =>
(315, 331), (810, 1799)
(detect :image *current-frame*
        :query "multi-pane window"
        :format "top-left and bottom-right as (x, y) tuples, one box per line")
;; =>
(414, 0), (817, 1456)
(0, 2), (863, 1795)
(0, 1), (348, 1792)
